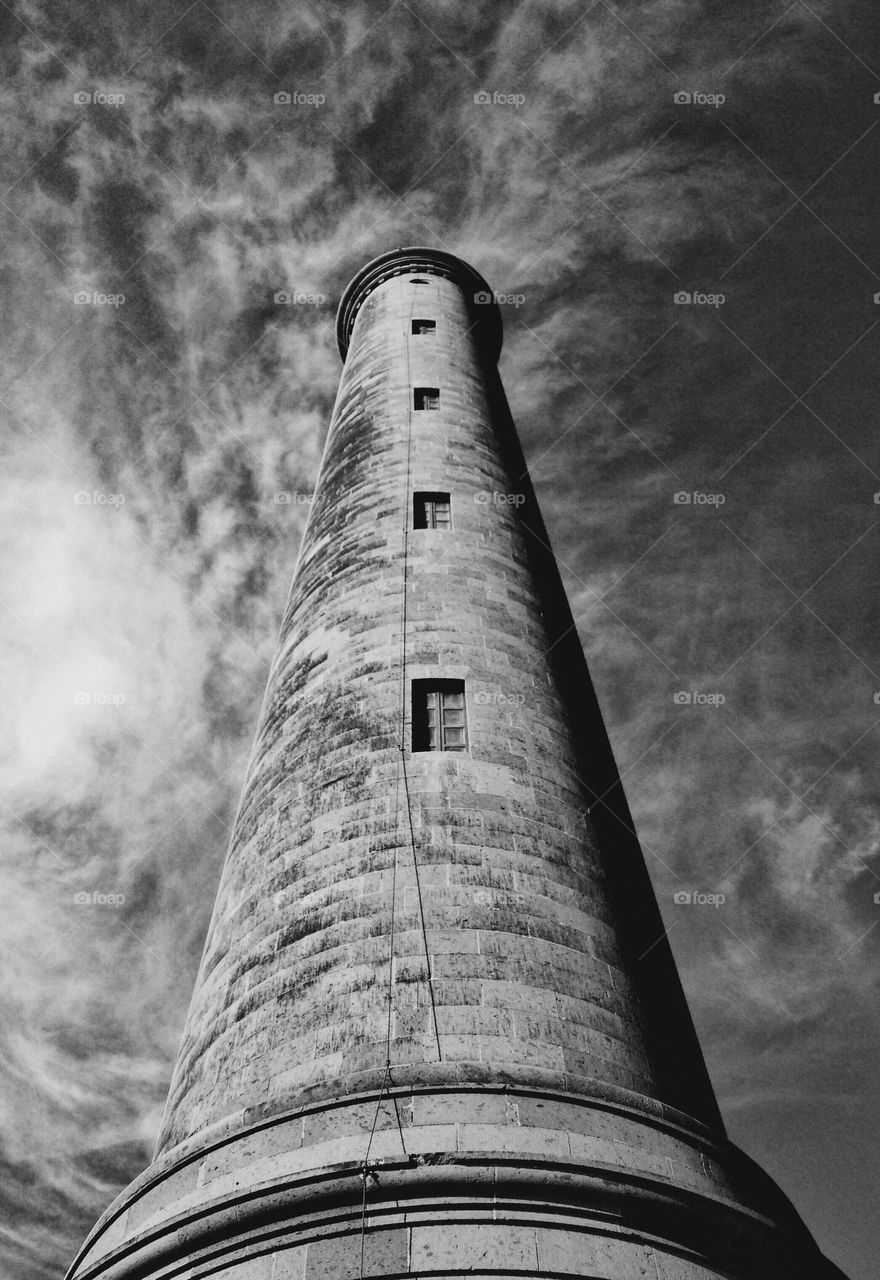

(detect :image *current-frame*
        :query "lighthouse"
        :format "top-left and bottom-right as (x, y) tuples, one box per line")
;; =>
(67, 248), (845, 1280)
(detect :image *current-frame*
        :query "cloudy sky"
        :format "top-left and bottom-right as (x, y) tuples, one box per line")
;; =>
(1, 1), (878, 1276)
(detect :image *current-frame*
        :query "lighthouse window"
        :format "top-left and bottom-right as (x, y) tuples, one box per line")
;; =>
(412, 319), (436, 335)
(409, 277), (429, 284)
(414, 387), (440, 410)
(412, 680), (467, 752)
(413, 492), (451, 530)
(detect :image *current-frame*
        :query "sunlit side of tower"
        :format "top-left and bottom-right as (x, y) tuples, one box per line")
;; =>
(67, 248), (846, 1280)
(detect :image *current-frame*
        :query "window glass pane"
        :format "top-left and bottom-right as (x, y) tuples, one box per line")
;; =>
(414, 387), (440, 410)
(414, 493), (451, 531)
(412, 679), (468, 752)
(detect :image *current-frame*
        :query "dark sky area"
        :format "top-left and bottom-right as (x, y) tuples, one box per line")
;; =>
(1, 2), (878, 1277)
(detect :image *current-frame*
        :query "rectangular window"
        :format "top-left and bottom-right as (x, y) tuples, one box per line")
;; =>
(412, 679), (467, 752)
(413, 492), (451, 529)
(412, 319), (436, 335)
(414, 387), (440, 411)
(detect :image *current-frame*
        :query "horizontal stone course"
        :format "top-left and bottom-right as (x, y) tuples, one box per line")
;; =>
(77, 1109), (811, 1279)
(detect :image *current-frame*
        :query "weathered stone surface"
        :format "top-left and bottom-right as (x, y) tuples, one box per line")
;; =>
(155, 263), (708, 1155)
(66, 250), (846, 1280)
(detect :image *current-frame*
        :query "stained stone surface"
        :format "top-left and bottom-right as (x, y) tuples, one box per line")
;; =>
(66, 251), (845, 1280)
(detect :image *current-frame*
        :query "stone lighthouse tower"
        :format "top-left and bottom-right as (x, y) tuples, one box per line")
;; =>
(67, 248), (846, 1280)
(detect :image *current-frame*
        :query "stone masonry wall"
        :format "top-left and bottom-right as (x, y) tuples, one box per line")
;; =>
(67, 256), (843, 1280)
(156, 269), (699, 1154)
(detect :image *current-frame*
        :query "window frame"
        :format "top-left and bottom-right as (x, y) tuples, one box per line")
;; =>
(412, 679), (468, 753)
(413, 387), (440, 411)
(413, 492), (452, 530)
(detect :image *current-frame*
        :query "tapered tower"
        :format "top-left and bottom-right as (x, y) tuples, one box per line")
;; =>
(68, 249), (845, 1280)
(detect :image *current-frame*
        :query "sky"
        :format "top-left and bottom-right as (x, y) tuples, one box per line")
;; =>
(0, 1), (878, 1276)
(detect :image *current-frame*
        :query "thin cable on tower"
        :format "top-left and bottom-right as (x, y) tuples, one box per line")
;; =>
(400, 749), (442, 1059)
(399, 295), (442, 1064)
(361, 295), (440, 1279)
(359, 1060), (392, 1279)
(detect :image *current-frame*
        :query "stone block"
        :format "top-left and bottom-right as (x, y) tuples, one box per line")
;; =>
(305, 1229), (407, 1280)
(410, 1223), (536, 1271)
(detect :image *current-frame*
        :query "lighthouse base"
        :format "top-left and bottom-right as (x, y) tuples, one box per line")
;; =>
(66, 1073), (846, 1280)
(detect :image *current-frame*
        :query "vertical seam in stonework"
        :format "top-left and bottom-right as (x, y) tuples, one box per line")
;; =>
(360, 282), (437, 1280)
(399, 286), (442, 1066)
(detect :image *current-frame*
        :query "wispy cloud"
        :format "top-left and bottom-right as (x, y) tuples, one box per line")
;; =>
(0, 0), (876, 1275)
